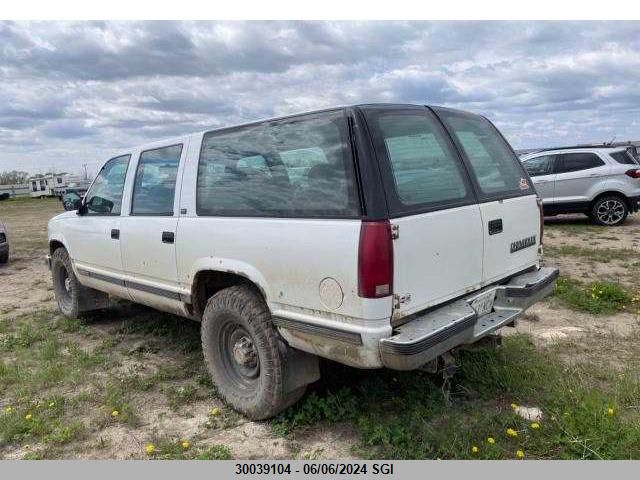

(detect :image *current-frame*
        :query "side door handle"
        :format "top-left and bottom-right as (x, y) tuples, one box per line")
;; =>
(162, 231), (175, 244)
(488, 218), (503, 235)
(111, 229), (120, 240)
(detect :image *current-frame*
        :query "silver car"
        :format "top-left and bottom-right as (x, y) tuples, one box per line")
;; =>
(0, 220), (8, 264)
(521, 147), (640, 226)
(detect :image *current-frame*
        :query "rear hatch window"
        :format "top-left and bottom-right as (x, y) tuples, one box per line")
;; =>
(436, 109), (534, 200)
(364, 107), (475, 216)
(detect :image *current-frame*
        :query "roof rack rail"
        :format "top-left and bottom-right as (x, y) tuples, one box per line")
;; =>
(524, 143), (624, 155)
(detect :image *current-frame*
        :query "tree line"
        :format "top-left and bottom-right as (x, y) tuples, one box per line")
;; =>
(0, 170), (29, 185)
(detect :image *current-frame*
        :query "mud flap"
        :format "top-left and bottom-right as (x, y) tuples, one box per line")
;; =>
(78, 287), (110, 312)
(281, 345), (320, 394)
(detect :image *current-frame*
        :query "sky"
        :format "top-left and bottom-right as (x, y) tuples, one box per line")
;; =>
(1, 20), (639, 175)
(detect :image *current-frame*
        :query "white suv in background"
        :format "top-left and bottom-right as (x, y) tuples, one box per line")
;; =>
(48, 104), (558, 419)
(521, 147), (640, 226)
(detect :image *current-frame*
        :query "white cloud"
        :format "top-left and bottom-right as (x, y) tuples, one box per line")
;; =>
(0, 20), (639, 174)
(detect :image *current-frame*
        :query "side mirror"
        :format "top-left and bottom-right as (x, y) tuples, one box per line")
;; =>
(72, 197), (83, 211)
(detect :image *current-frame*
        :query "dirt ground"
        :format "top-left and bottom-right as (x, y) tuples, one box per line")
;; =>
(1, 198), (639, 459)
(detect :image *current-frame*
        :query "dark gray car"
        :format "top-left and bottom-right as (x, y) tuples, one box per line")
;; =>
(0, 220), (8, 264)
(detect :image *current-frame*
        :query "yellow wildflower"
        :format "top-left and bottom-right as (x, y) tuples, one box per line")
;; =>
(48, 401), (55, 408)
(530, 422), (540, 430)
(506, 428), (518, 437)
(510, 403), (518, 409)
(210, 407), (221, 416)
(516, 450), (524, 459)
(471, 445), (479, 454)
(145, 443), (155, 455)
(181, 440), (190, 450)
(487, 437), (495, 444)
(25, 413), (32, 421)
(111, 410), (120, 417)
(607, 407), (615, 416)
(4, 406), (12, 414)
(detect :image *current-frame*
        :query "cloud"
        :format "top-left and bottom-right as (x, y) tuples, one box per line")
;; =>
(0, 20), (639, 174)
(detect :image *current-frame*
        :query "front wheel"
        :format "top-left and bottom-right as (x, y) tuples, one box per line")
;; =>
(201, 285), (306, 420)
(51, 247), (82, 318)
(51, 248), (109, 318)
(590, 196), (628, 226)
(0, 252), (8, 264)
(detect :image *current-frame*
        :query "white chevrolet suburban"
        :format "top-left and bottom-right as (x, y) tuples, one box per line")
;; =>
(47, 104), (558, 419)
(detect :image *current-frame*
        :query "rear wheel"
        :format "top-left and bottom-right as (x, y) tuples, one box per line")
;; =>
(0, 252), (8, 264)
(201, 285), (306, 420)
(590, 196), (628, 226)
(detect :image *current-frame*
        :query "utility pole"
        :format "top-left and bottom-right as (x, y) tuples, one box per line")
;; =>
(82, 163), (88, 181)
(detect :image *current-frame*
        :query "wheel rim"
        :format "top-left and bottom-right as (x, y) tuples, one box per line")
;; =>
(219, 319), (260, 393)
(596, 200), (625, 225)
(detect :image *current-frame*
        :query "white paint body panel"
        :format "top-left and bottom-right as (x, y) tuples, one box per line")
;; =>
(478, 195), (540, 284)
(391, 204), (484, 318)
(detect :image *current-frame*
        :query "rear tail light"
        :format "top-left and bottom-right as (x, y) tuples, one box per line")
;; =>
(358, 220), (393, 298)
(536, 196), (544, 246)
(625, 168), (640, 178)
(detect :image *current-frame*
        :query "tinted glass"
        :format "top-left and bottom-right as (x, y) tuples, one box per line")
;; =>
(197, 112), (359, 217)
(131, 144), (182, 216)
(558, 153), (604, 173)
(610, 151), (636, 165)
(439, 111), (532, 196)
(376, 113), (468, 206)
(84, 155), (130, 215)
(523, 155), (555, 176)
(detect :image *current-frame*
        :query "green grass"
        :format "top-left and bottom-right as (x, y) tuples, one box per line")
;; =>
(545, 245), (639, 263)
(145, 436), (233, 460)
(273, 335), (640, 459)
(554, 277), (634, 314)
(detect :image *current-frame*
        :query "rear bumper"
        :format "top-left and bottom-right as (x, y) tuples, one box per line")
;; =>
(379, 266), (559, 370)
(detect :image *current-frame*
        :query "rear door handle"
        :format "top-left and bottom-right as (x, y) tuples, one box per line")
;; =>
(111, 229), (120, 240)
(488, 219), (503, 235)
(162, 231), (175, 244)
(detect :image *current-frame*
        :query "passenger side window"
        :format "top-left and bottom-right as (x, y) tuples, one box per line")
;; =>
(376, 114), (468, 206)
(523, 155), (555, 177)
(558, 153), (604, 173)
(84, 154), (130, 216)
(197, 112), (359, 217)
(131, 144), (182, 216)
(610, 151), (636, 165)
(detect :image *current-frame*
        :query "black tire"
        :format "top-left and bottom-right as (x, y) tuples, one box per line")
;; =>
(0, 252), (8, 264)
(201, 285), (306, 420)
(590, 195), (628, 226)
(51, 248), (83, 318)
(51, 247), (109, 318)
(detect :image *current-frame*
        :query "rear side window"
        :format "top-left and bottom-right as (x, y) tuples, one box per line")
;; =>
(523, 155), (556, 176)
(197, 111), (359, 217)
(610, 151), (636, 165)
(438, 111), (533, 198)
(558, 153), (604, 173)
(84, 155), (130, 216)
(374, 113), (469, 207)
(131, 144), (182, 216)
